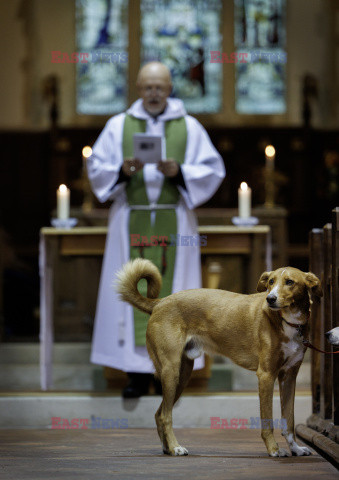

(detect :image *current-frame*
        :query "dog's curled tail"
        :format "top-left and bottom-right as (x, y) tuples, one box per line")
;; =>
(115, 258), (162, 314)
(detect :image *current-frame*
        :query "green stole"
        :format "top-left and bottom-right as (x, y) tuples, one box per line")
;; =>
(122, 113), (187, 346)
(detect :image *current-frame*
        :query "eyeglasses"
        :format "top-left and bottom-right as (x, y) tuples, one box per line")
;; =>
(141, 86), (168, 97)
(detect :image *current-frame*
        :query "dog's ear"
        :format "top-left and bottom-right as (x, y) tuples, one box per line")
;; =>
(305, 272), (323, 298)
(257, 271), (271, 292)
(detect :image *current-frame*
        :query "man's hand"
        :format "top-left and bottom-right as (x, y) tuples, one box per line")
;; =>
(157, 159), (179, 178)
(122, 158), (143, 177)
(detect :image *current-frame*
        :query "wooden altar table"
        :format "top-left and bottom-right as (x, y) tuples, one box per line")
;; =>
(39, 225), (272, 390)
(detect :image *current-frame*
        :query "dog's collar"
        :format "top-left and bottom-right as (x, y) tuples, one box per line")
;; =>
(278, 310), (309, 335)
(278, 311), (339, 354)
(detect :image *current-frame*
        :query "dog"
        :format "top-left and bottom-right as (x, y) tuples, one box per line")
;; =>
(116, 259), (323, 457)
(326, 327), (339, 346)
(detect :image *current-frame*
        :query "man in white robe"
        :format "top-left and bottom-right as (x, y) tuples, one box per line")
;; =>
(87, 62), (225, 397)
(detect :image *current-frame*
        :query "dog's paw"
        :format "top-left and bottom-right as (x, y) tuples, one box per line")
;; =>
(174, 446), (189, 456)
(163, 445), (188, 456)
(291, 445), (312, 456)
(269, 447), (289, 457)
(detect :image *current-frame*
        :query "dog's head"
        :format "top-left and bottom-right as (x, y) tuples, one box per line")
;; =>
(257, 267), (323, 313)
(325, 327), (339, 346)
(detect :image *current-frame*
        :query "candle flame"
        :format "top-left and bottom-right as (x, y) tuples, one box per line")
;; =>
(265, 145), (275, 157)
(59, 184), (68, 192)
(82, 146), (92, 158)
(240, 182), (248, 191)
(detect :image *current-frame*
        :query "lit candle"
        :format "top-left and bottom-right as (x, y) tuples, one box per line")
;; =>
(57, 184), (70, 219)
(238, 182), (251, 218)
(82, 146), (92, 162)
(265, 145), (275, 171)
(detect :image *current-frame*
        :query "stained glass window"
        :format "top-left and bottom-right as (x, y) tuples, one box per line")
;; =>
(75, 0), (286, 117)
(140, 0), (223, 114)
(76, 0), (128, 115)
(234, 0), (286, 114)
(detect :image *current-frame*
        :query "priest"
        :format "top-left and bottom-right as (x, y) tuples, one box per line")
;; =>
(87, 62), (226, 397)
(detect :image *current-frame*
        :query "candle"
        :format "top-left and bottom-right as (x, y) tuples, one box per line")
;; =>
(57, 184), (70, 219)
(82, 146), (92, 162)
(265, 145), (275, 171)
(238, 182), (251, 218)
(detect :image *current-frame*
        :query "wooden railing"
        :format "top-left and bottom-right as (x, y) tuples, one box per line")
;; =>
(296, 208), (339, 465)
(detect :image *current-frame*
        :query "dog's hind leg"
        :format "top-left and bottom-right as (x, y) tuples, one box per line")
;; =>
(158, 359), (192, 456)
(146, 314), (194, 456)
(146, 335), (166, 449)
(157, 363), (181, 455)
(154, 354), (193, 455)
(278, 367), (312, 456)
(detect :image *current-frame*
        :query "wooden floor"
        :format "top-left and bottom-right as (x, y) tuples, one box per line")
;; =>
(0, 428), (337, 479)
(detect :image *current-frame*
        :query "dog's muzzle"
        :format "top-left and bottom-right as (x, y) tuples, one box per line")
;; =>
(266, 294), (277, 307)
(325, 329), (339, 346)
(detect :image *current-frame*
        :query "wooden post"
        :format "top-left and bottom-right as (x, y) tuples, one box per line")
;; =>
(332, 208), (339, 425)
(322, 224), (333, 420)
(39, 233), (58, 390)
(0, 229), (4, 341)
(128, 0), (141, 105)
(309, 228), (324, 414)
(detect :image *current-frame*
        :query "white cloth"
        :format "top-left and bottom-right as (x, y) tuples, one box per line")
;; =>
(88, 98), (225, 372)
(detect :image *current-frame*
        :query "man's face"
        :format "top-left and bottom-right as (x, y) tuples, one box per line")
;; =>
(138, 74), (172, 116)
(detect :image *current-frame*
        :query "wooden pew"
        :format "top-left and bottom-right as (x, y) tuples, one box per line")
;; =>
(322, 223), (333, 420)
(331, 208), (339, 425)
(309, 227), (323, 415)
(296, 208), (339, 467)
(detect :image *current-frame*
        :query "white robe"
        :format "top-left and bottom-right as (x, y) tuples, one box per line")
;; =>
(87, 98), (226, 373)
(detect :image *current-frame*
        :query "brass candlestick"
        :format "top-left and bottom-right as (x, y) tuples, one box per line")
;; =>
(207, 262), (222, 289)
(82, 146), (94, 212)
(264, 170), (275, 208)
(264, 145), (275, 208)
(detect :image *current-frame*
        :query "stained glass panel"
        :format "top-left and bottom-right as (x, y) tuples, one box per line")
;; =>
(234, 0), (286, 114)
(76, 0), (128, 115)
(140, 0), (223, 114)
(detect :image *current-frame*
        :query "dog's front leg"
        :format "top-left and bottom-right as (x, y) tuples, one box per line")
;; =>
(278, 368), (312, 456)
(257, 368), (288, 457)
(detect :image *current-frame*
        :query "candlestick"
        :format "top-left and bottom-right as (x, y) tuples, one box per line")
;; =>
(81, 146), (93, 212)
(238, 182), (251, 218)
(264, 145), (276, 208)
(57, 184), (70, 219)
(207, 262), (222, 289)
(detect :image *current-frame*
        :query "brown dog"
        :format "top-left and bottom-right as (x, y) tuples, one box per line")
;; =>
(117, 259), (322, 457)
